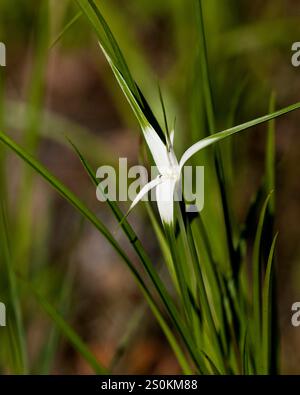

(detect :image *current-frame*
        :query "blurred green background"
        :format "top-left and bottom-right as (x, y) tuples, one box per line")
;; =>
(0, 0), (299, 374)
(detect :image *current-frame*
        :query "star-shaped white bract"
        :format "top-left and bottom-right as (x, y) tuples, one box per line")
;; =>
(141, 126), (179, 225)
(128, 125), (221, 226)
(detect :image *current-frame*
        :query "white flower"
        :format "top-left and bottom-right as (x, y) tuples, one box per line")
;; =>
(128, 125), (219, 226)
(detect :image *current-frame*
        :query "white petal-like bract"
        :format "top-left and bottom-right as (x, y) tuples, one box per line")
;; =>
(129, 175), (163, 213)
(143, 126), (172, 174)
(156, 178), (178, 225)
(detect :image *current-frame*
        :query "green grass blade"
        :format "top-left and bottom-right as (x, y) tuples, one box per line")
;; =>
(158, 84), (170, 138)
(252, 191), (273, 373)
(201, 350), (222, 375)
(50, 11), (82, 49)
(261, 232), (278, 374)
(24, 1), (50, 150)
(194, 0), (215, 133)
(180, 102), (300, 167)
(14, 1), (50, 276)
(242, 328), (250, 375)
(0, 203), (27, 373)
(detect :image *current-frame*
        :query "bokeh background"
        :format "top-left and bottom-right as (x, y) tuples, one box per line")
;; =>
(0, 0), (300, 374)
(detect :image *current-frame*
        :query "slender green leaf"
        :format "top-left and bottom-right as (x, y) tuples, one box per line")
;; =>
(0, 202), (27, 373)
(252, 191), (273, 373)
(50, 11), (82, 49)
(180, 102), (300, 167)
(262, 232), (278, 374)
(14, 1), (50, 275)
(194, 0), (216, 133)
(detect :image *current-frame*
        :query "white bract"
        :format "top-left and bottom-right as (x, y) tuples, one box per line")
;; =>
(128, 125), (220, 226)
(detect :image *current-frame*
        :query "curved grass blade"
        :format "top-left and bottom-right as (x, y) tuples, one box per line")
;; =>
(252, 191), (273, 373)
(50, 11), (82, 49)
(201, 350), (222, 375)
(262, 232), (278, 374)
(242, 328), (251, 375)
(179, 102), (300, 168)
(194, 0), (215, 133)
